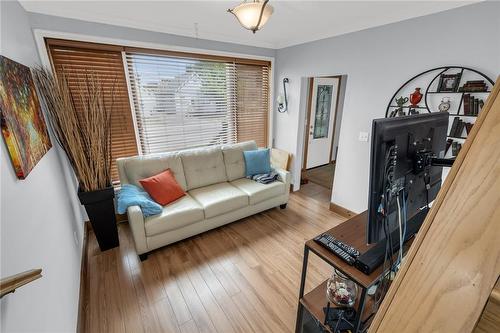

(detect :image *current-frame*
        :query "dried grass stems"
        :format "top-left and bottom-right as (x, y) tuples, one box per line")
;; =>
(32, 67), (115, 192)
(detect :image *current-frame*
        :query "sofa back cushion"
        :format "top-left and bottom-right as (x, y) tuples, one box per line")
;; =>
(221, 141), (258, 181)
(117, 152), (187, 190)
(180, 147), (227, 190)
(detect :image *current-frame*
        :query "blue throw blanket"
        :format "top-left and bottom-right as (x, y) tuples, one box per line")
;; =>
(117, 184), (162, 217)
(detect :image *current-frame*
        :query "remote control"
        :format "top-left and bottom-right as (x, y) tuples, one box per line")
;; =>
(314, 234), (357, 265)
(322, 234), (360, 258)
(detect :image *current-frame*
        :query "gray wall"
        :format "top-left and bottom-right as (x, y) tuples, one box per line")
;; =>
(274, 1), (500, 213)
(0, 1), (82, 332)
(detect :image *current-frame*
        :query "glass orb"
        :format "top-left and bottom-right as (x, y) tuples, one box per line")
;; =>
(326, 269), (358, 307)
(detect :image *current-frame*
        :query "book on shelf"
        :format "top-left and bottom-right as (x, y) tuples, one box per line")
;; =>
(456, 120), (465, 137)
(459, 80), (488, 92)
(451, 142), (462, 157)
(474, 98), (480, 116)
(452, 142), (458, 156)
(478, 100), (484, 115)
(463, 94), (470, 115)
(465, 122), (473, 135)
(445, 139), (453, 156)
(450, 117), (460, 137)
(462, 87), (488, 92)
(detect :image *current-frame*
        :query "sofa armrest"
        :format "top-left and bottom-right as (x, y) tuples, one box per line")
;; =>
(127, 205), (148, 255)
(274, 167), (291, 191)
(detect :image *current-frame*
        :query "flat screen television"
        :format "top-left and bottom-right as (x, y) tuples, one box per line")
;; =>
(366, 112), (449, 244)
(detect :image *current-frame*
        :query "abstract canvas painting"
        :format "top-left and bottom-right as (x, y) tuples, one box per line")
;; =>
(0, 55), (51, 179)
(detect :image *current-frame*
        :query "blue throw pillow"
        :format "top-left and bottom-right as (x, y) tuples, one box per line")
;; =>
(243, 148), (271, 177)
(117, 184), (162, 217)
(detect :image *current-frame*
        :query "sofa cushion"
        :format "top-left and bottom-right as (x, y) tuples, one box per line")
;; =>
(230, 178), (286, 205)
(181, 147), (227, 190)
(243, 148), (271, 177)
(119, 152), (187, 191)
(189, 182), (248, 218)
(144, 194), (204, 236)
(221, 141), (258, 181)
(139, 169), (185, 206)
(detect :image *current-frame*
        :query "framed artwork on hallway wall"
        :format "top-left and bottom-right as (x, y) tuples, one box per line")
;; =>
(0, 55), (52, 179)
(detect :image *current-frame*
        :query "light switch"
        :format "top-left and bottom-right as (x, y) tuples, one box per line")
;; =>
(358, 131), (369, 142)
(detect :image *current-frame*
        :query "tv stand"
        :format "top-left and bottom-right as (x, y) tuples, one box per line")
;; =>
(295, 212), (415, 333)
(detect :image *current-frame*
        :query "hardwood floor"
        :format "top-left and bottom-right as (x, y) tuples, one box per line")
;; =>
(303, 163), (335, 190)
(84, 183), (346, 333)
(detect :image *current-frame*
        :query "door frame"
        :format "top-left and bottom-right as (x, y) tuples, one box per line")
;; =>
(302, 75), (343, 172)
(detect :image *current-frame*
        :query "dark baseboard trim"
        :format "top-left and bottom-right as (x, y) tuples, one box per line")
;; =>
(329, 202), (357, 219)
(77, 222), (89, 333)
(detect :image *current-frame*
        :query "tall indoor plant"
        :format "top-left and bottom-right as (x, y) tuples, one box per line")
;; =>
(33, 68), (119, 251)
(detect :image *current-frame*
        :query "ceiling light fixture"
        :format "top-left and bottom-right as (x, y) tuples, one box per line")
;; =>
(227, 0), (274, 34)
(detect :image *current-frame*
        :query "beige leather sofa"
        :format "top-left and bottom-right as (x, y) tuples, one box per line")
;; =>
(117, 141), (291, 259)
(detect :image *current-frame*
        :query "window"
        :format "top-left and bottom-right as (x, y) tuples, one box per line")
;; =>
(313, 84), (333, 139)
(125, 51), (270, 154)
(46, 39), (138, 186)
(46, 39), (270, 185)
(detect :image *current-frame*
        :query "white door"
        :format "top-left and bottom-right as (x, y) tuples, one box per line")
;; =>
(306, 77), (339, 169)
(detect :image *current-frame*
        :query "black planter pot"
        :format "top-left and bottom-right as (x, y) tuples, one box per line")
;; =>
(78, 186), (119, 251)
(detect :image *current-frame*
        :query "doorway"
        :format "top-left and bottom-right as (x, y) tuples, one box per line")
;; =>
(301, 76), (344, 192)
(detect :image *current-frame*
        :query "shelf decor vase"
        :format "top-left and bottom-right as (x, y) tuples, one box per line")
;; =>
(395, 96), (409, 107)
(394, 96), (409, 117)
(410, 88), (423, 107)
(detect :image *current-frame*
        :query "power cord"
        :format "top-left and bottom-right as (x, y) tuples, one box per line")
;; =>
(373, 144), (399, 312)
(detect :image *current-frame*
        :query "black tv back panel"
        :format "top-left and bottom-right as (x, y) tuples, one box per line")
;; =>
(354, 208), (428, 275)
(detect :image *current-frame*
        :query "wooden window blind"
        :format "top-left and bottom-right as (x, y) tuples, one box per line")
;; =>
(125, 51), (270, 154)
(235, 63), (269, 147)
(46, 39), (138, 186)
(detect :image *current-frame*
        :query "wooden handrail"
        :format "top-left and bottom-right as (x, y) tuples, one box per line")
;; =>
(0, 269), (42, 298)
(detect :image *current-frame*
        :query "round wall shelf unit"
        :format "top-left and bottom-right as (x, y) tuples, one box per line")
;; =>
(386, 66), (494, 158)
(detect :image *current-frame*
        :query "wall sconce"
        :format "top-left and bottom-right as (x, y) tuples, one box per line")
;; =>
(277, 78), (289, 113)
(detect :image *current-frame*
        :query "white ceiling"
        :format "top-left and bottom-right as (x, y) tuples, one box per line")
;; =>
(20, 1), (479, 49)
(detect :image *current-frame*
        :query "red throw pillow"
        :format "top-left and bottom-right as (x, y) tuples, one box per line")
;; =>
(139, 169), (185, 206)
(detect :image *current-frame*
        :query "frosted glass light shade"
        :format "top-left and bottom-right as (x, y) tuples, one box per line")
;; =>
(228, 1), (274, 33)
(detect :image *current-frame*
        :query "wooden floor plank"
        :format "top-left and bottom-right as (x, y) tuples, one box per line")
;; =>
(303, 163), (335, 189)
(153, 298), (182, 333)
(168, 247), (219, 333)
(187, 239), (255, 333)
(115, 228), (146, 333)
(156, 249), (193, 326)
(130, 270), (164, 333)
(180, 243), (238, 333)
(180, 320), (200, 333)
(84, 183), (345, 333)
